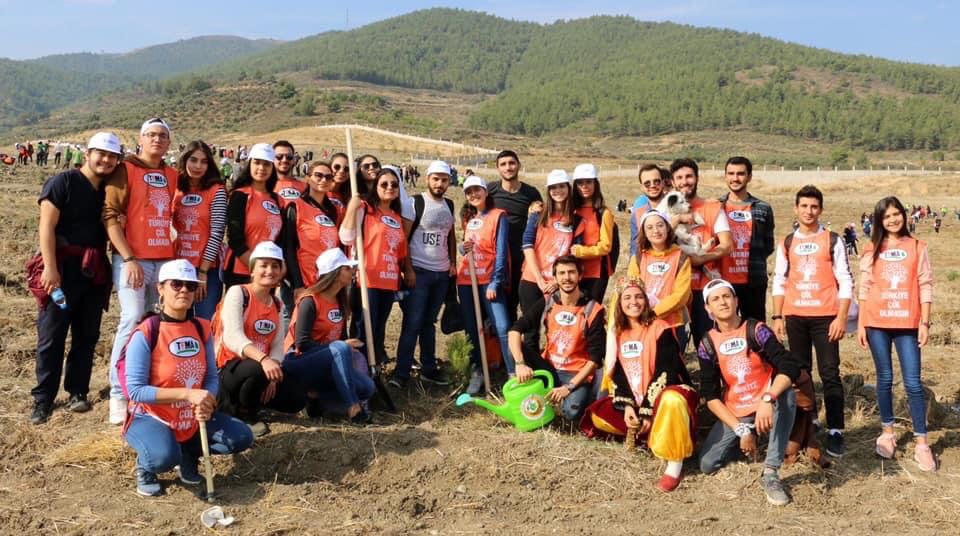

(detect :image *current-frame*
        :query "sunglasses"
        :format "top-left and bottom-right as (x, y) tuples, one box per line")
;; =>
(312, 172), (335, 181)
(168, 280), (199, 292)
(332, 163), (349, 171)
(379, 181), (400, 189)
(275, 154), (296, 161)
(361, 162), (381, 170)
(642, 179), (663, 187)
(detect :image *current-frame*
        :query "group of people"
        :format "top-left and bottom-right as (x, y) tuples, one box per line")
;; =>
(9, 140), (85, 168)
(30, 117), (936, 502)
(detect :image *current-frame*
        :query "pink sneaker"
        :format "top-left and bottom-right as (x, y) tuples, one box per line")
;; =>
(875, 432), (896, 459)
(914, 444), (937, 472)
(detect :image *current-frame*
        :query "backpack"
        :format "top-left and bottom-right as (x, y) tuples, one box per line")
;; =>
(116, 313), (206, 400)
(408, 193), (455, 239)
(782, 230), (839, 278)
(211, 285), (282, 366)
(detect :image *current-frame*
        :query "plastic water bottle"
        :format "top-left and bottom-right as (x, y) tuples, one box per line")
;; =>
(50, 287), (68, 310)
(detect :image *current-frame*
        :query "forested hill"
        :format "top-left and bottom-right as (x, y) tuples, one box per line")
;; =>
(202, 9), (960, 150)
(30, 36), (280, 79)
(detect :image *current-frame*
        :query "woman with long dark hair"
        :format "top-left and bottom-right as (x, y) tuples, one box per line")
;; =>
(857, 196), (936, 471)
(570, 163), (616, 302)
(327, 152), (351, 221)
(282, 161), (341, 295)
(222, 144), (282, 288)
(172, 141), (226, 319)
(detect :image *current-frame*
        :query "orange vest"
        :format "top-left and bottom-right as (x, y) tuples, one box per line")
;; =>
(521, 213), (582, 284)
(632, 203), (651, 239)
(783, 231), (839, 316)
(575, 206), (602, 278)
(360, 204), (407, 291)
(283, 294), (344, 352)
(172, 184), (224, 267)
(542, 299), (602, 380)
(215, 284), (281, 368)
(457, 208), (507, 286)
(689, 198), (723, 290)
(637, 247), (686, 326)
(139, 318), (210, 441)
(292, 198), (340, 287)
(861, 238), (922, 329)
(720, 200), (753, 284)
(708, 322), (773, 417)
(616, 319), (669, 403)
(124, 161), (178, 260)
(275, 178), (306, 209)
(224, 187), (282, 277)
(327, 192), (347, 224)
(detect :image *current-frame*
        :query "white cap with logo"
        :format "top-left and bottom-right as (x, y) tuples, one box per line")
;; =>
(158, 259), (201, 283)
(546, 169), (571, 187)
(248, 241), (284, 267)
(87, 132), (123, 155)
(426, 160), (451, 176)
(461, 175), (486, 190)
(315, 248), (359, 277)
(702, 278), (736, 304)
(248, 143), (275, 162)
(572, 163), (598, 181)
(140, 117), (171, 136)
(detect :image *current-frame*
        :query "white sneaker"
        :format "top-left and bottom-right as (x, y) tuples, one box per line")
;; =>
(467, 368), (484, 395)
(109, 398), (127, 425)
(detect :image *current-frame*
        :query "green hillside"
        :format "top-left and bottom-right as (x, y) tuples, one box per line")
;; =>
(31, 35), (280, 79)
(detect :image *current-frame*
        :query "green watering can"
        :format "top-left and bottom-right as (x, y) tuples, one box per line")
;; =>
(456, 370), (556, 432)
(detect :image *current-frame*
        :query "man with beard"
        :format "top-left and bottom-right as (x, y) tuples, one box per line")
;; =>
(630, 163), (670, 257)
(718, 157), (775, 320)
(391, 161), (457, 388)
(669, 158), (732, 350)
(487, 150), (542, 318)
(31, 133), (121, 424)
(273, 140), (306, 333)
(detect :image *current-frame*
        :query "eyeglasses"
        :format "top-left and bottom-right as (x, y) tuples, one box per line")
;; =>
(641, 179), (663, 187)
(361, 162), (381, 170)
(144, 132), (169, 141)
(275, 154), (296, 161)
(169, 280), (199, 292)
(312, 172), (335, 181)
(332, 163), (349, 172)
(378, 181), (399, 189)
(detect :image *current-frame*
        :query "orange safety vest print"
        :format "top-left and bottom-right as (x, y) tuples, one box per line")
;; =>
(124, 161), (178, 259)
(862, 238), (922, 329)
(708, 322), (773, 417)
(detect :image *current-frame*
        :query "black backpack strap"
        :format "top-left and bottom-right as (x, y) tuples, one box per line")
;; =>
(700, 328), (717, 361)
(240, 285), (250, 310)
(745, 318), (762, 353)
(145, 314), (163, 352)
(408, 194), (426, 239)
(189, 317), (206, 342)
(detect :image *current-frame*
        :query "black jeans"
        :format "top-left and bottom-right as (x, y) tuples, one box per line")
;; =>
(733, 281), (767, 322)
(217, 358), (306, 420)
(517, 280), (546, 356)
(689, 290), (711, 351)
(32, 264), (109, 405)
(785, 315), (845, 430)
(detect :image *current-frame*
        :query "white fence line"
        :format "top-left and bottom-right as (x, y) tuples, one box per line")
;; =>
(315, 124), (499, 156)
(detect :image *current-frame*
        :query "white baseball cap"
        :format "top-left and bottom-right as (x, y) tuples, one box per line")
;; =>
(87, 132), (122, 155)
(546, 169), (571, 187)
(158, 259), (201, 283)
(248, 241), (284, 267)
(462, 175), (486, 190)
(639, 209), (671, 229)
(702, 278), (736, 304)
(140, 117), (171, 136)
(572, 163), (598, 181)
(426, 160), (451, 176)
(248, 143), (275, 162)
(315, 248), (359, 277)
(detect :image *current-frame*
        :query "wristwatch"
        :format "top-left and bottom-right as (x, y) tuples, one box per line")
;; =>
(761, 392), (776, 404)
(564, 382), (577, 392)
(734, 422), (753, 439)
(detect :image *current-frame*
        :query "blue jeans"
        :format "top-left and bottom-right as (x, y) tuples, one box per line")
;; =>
(108, 255), (164, 400)
(458, 284), (514, 375)
(124, 411), (253, 473)
(193, 266), (222, 320)
(556, 370), (592, 422)
(699, 389), (797, 473)
(866, 327), (927, 435)
(396, 268), (449, 379)
(353, 287), (395, 364)
(283, 341), (375, 407)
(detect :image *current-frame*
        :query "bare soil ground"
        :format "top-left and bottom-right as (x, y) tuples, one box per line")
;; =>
(1, 163), (959, 535)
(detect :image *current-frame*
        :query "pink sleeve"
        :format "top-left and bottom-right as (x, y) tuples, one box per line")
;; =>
(917, 241), (933, 304)
(858, 248), (874, 302)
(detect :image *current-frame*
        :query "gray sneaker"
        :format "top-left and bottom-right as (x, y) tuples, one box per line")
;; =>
(762, 471), (791, 506)
(466, 367), (484, 395)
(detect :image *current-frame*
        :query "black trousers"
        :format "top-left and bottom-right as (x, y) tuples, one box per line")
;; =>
(785, 315), (845, 430)
(579, 277), (609, 304)
(733, 281), (767, 322)
(689, 290), (711, 352)
(217, 358), (306, 419)
(32, 265), (109, 405)
(517, 280), (545, 356)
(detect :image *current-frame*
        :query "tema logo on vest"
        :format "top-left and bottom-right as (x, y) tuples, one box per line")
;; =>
(728, 210), (752, 223)
(254, 320), (277, 335)
(180, 194), (203, 207)
(554, 311), (577, 326)
(314, 214), (336, 227)
(794, 242), (819, 256)
(381, 215), (401, 229)
(327, 309), (342, 323)
(646, 261), (671, 276)
(278, 187), (301, 200)
(879, 249), (908, 262)
(169, 336), (202, 358)
(144, 173), (168, 188)
(262, 201), (281, 215)
(620, 341), (643, 358)
(718, 338), (748, 355)
(466, 218), (484, 231)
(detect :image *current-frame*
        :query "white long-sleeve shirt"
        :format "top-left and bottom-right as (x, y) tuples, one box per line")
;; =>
(220, 285), (285, 363)
(771, 226), (853, 300)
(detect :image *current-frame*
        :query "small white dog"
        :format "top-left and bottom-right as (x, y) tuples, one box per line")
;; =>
(655, 192), (721, 279)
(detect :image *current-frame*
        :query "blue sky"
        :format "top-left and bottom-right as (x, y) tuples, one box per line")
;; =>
(1, 1), (959, 66)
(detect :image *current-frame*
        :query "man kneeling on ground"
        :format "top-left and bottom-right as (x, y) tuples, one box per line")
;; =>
(510, 256), (604, 422)
(697, 278), (802, 506)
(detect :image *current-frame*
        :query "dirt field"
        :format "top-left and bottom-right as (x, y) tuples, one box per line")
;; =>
(2, 162), (959, 535)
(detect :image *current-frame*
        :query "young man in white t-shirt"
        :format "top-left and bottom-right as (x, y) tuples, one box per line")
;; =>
(391, 161), (457, 388)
